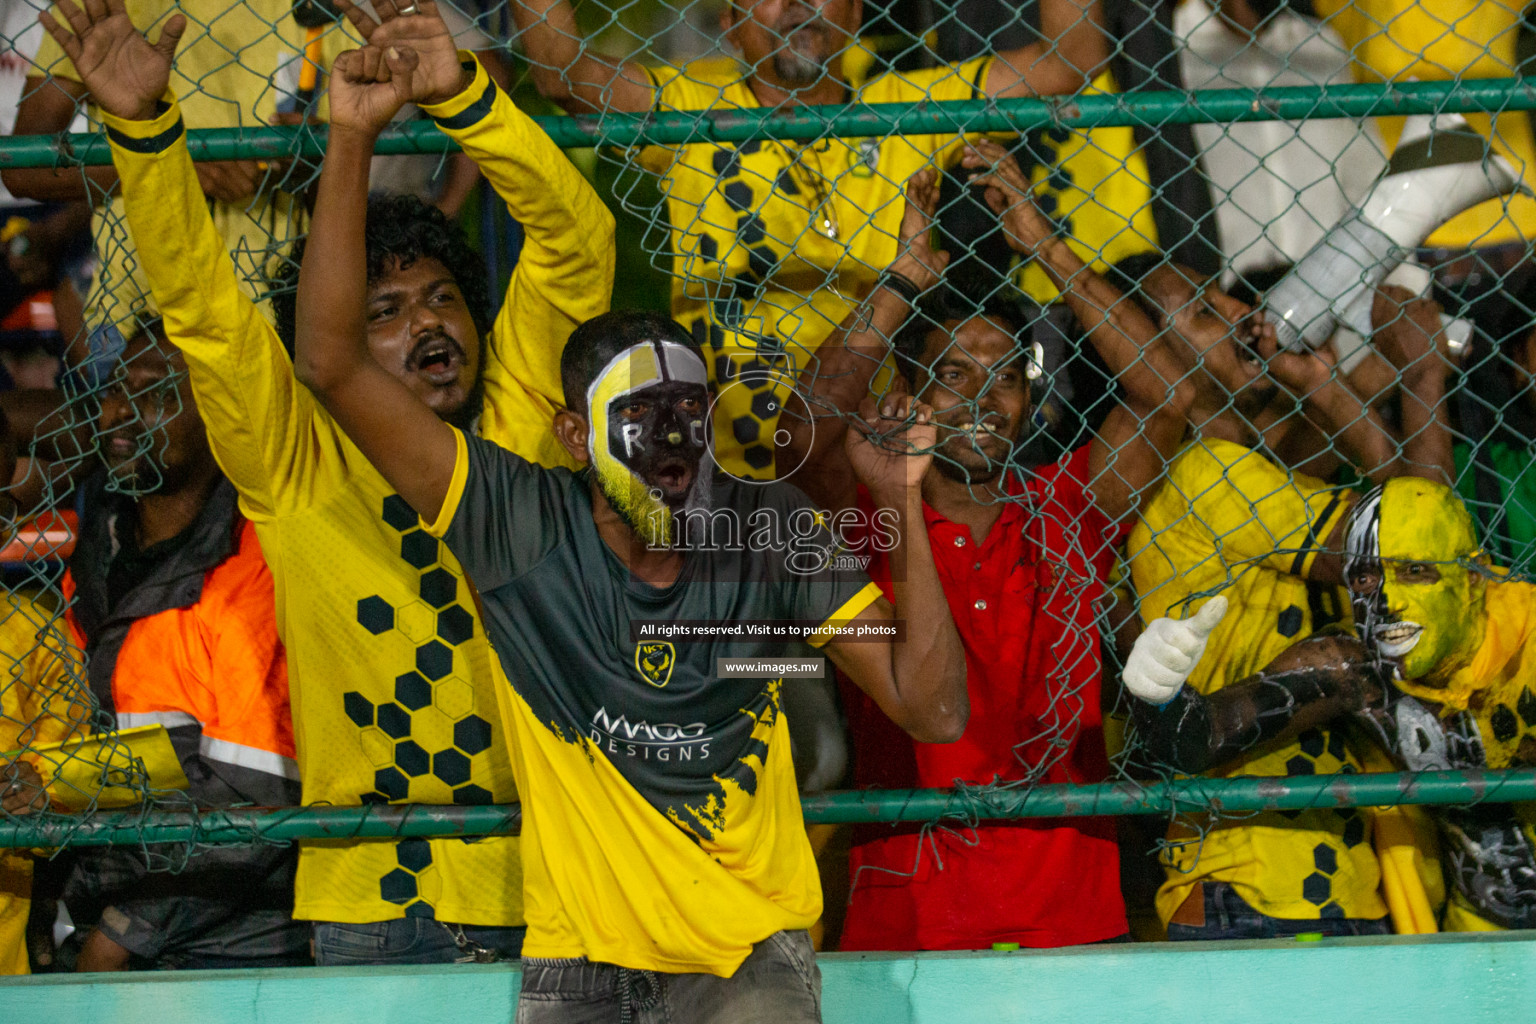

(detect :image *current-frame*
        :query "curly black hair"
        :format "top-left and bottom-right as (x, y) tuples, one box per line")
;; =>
(270, 192), (493, 359)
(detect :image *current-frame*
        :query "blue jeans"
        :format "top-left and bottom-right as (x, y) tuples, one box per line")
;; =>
(516, 930), (821, 1024)
(1165, 882), (1391, 941)
(312, 918), (526, 965)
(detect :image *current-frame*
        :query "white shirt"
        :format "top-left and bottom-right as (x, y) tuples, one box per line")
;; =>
(1175, 0), (1386, 278)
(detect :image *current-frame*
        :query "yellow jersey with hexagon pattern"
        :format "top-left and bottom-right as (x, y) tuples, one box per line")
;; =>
(103, 61), (613, 924)
(1383, 579), (1536, 930)
(425, 429), (883, 975)
(1130, 439), (1389, 925)
(634, 58), (1157, 479)
(1441, 579), (1536, 768)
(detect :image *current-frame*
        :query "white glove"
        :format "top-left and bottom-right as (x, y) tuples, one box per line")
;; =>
(1123, 596), (1228, 706)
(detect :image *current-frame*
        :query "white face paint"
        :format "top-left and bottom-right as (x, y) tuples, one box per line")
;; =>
(1374, 623), (1425, 660)
(622, 422), (644, 457)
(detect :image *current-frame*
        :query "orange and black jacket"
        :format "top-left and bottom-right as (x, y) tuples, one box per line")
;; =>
(59, 473), (306, 966)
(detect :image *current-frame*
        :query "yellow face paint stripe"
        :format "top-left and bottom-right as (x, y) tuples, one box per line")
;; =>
(587, 345), (663, 463)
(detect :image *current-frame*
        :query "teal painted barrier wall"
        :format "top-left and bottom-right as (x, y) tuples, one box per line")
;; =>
(7, 932), (1536, 1024)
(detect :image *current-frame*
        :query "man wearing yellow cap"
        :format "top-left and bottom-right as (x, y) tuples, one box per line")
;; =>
(1125, 476), (1536, 930)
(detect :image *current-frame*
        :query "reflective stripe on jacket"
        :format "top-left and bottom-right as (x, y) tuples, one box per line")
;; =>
(63, 474), (296, 806)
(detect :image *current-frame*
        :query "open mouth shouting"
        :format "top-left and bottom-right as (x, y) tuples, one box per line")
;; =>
(409, 333), (466, 386)
(650, 456), (695, 503)
(1371, 620), (1423, 659)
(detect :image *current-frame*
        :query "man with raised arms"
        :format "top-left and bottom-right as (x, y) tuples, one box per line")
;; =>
(39, 0), (614, 964)
(293, 41), (969, 1023)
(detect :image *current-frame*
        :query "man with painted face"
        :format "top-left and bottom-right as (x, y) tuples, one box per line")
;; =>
(510, 0), (1106, 478)
(1105, 232), (1457, 940)
(779, 141), (1192, 950)
(294, 39), (968, 1023)
(584, 319), (715, 547)
(1124, 476), (1536, 932)
(43, 0), (614, 965)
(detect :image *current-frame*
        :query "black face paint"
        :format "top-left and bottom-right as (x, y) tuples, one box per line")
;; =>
(1131, 631), (1385, 775)
(1343, 484), (1391, 673)
(607, 380), (710, 507)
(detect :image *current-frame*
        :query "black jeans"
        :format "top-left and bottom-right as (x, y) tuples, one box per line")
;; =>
(312, 918), (526, 965)
(1165, 882), (1392, 941)
(516, 930), (821, 1024)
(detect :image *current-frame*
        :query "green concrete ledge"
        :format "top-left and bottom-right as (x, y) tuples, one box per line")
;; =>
(7, 931), (1536, 1023)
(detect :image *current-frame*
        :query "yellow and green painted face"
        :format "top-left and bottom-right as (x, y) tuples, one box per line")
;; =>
(1344, 478), (1485, 697)
(587, 340), (712, 549)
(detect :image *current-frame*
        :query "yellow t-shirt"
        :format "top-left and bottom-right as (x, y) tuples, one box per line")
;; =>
(636, 59), (1157, 477)
(424, 427), (884, 975)
(1010, 73), (1159, 303)
(1312, 0), (1536, 249)
(102, 59), (614, 924)
(0, 595), (89, 975)
(1129, 439), (1388, 924)
(33, 0), (357, 331)
(637, 57), (991, 478)
(1384, 580), (1536, 931)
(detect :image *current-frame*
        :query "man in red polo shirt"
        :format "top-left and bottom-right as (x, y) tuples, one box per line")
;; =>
(780, 141), (1203, 949)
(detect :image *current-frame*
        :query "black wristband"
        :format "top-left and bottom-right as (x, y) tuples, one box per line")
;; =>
(879, 270), (923, 305)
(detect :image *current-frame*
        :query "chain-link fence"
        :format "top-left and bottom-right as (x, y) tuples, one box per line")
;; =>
(1, 0), (1535, 951)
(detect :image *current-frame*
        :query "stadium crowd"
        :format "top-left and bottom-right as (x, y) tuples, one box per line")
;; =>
(0, 0), (1534, 1019)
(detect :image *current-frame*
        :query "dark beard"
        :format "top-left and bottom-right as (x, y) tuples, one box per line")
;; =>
(773, 46), (824, 85)
(445, 375), (486, 432)
(934, 450), (1005, 486)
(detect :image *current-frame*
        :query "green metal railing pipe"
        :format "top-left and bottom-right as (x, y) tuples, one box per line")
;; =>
(3, 768), (1532, 848)
(0, 78), (1532, 167)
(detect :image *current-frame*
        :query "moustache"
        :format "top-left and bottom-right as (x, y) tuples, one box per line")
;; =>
(408, 331), (466, 370)
(775, 10), (825, 35)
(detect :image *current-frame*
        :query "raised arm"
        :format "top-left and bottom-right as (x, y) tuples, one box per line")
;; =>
(823, 396), (968, 744)
(1261, 333), (1409, 486)
(292, 46), (457, 523)
(965, 138), (1193, 521)
(1370, 287), (1455, 485)
(39, 0), (325, 518)
(1123, 601), (1382, 773)
(509, 0), (654, 114)
(17, 3), (271, 205)
(985, 0), (1108, 98)
(1255, 285), (1456, 487)
(17, 0), (185, 205)
(335, 2), (613, 466)
(783, 168), (948, 512)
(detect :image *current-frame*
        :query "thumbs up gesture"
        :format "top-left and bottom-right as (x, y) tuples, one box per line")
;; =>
(1123, 596), (1228, 706)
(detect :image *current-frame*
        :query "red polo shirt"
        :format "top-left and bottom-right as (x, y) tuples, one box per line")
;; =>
(838, 445), (1129, 950)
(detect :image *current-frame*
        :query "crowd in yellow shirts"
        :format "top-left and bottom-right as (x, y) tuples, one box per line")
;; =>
(0, 2), (1534, 1021)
